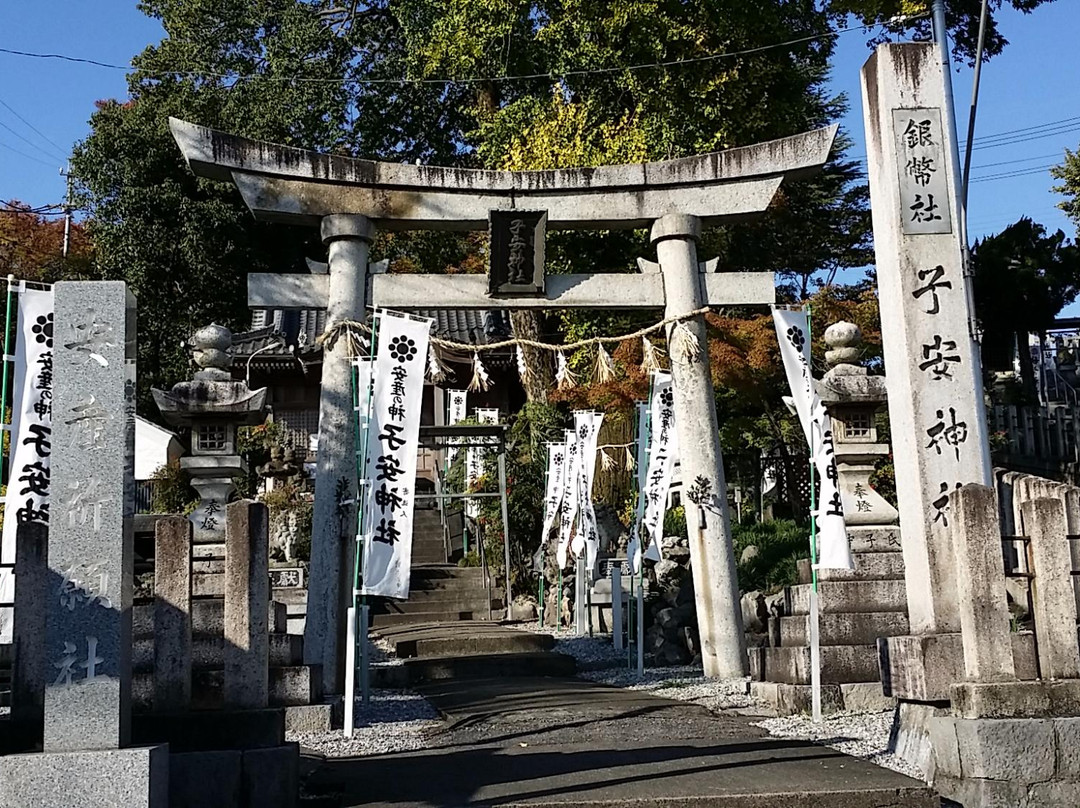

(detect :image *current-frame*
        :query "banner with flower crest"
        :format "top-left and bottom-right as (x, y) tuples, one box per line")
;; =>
(359, 311), (433, 599)
(1, 286), (54, 642)
(772, 307), (853, 570)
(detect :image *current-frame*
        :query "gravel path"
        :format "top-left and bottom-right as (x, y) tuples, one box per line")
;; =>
(289, 689), (441, 758)
(754, 711), (926, 782)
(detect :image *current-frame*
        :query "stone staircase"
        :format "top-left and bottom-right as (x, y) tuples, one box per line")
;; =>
(749, 525), (911, 715)
(370, 507), (504, 629)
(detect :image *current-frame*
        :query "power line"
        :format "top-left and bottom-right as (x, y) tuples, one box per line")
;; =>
(969, 115), (1080, 145)
(0, 97), (69, 158)
(971, 124), (1080, 152)
(0, 15), (929, 87)
(969, 164), (1059, 183)
(0, 119), (65, 163)
(0, 139), (58, 168)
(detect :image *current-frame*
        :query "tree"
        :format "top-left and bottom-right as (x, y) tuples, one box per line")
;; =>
(70, 0), (356, 410)
(1052, 148), (1080, 234)
(827, 0), (1061, 64)
(0, 201), (94, 283)
(972, 217), (1080, 400)
(391, 0), (872, 391)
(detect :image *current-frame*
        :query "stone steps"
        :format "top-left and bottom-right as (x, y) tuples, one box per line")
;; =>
(132, 598), (288, 637)
(131, 633), (303, 673)
(371, 609), (503, 628)
(775, 612), (910, 646)
(133, 664), (322, 711)
(379, 594), (504, 614)
(785, 580), (908, 615)
(375, 626), (555, 659)
(374, 651), (575, 686)
(749, 644), (882, 685)
(797, 551), (905, 583)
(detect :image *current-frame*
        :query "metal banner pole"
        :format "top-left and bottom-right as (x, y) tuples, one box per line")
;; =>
(807, 304), (822, 724)
(498, 445), (512, 620)
(360, 603), (371, 708)
(343, 606), (357, 737)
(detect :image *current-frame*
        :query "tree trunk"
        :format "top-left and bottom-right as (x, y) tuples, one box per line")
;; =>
(1016, 329), (1039, 403)
(510, 310), (555, 403)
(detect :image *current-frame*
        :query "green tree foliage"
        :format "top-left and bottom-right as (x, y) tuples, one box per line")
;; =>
(1052, 149), (1080, 234)
(70, 0), (355, 411)
(972, 217), (1080, 399)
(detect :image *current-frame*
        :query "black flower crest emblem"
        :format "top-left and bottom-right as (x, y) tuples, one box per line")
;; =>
(660, 388), (674, 409)
(786, 326), (805, 353)
(388, 336), (417, 363)
(32, 313), (53, 348)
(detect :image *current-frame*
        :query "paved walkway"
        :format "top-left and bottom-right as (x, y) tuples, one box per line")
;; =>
(305, 676), (937, 807)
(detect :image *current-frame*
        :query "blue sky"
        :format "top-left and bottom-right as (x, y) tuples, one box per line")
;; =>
(1, 2), (1078, 245)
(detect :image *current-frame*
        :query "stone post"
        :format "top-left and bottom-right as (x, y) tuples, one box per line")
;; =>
(652, 213), (747, 679)
(950, 485), (1015, 682)
(45, 281), (136, 753)
(224, 500), (270, 709)
(862, 44), (992, 636)
(1022, 497), (1080, 680)
(11, 522), (48, 730)
(306, 214), (373, 695)
(154, 516), (192, 712)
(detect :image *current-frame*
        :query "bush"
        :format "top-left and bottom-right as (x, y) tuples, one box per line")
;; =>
(732, 519), (810, 593)
(663, 504), (687, 540)
(149, 461), (199, 514)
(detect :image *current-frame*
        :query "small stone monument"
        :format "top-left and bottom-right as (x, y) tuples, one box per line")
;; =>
(816, 321), (899, 526)
(152, 325), (267, 543)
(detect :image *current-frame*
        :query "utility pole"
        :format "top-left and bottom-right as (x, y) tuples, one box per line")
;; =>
(59, 162), (73, 259)
(931, 0), (981, 345)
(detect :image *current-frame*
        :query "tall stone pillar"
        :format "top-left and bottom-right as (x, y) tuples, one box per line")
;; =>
(862, 44), (992, 635)
(306, 214), (374, 695)
(652, 214), (747, 679)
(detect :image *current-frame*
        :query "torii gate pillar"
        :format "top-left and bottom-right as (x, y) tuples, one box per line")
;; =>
(306, 214), (373, 693)
(653, 214), (747, 678)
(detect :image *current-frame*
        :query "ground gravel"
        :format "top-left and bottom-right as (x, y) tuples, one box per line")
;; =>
(754, 711), (926, 782)
(289, 689), (441, 758)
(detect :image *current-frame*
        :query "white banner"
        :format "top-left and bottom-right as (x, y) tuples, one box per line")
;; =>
(556, 428), (578, 568)
(466, 407), (498, 517)
(772, 307), (853, 570)
(446, 389), (467, 466)
(1, 286), (54, 642)
(360, 311), (432, 599)
(642, 372), (677, 563)
(539, 442), (567, 546)
(573, 411), (603, 572)
(627, 401), (649, 574)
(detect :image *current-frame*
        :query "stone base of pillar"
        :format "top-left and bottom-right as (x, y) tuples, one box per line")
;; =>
(0, 744), (169, 808)
(894, 680), (1080, 805)
(879, 632), (1039, 703)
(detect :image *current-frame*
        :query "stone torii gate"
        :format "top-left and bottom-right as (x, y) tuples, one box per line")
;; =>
(170, 118), (837, 691)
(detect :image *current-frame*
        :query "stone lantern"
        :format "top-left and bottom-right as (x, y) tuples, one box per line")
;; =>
(815, 321), (898, 526)
(152, 324), (267, 542)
